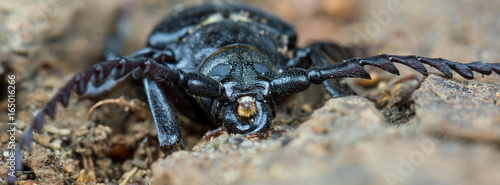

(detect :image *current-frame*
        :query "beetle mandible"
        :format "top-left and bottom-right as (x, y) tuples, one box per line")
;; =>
(13, 2), (500, 178)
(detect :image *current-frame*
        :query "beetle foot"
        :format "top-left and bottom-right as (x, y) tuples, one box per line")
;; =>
(246, 130), (288, 140)
(245, 132), (269, 140)
(161, 142), (185, 157)
(203, 128), (228, 141)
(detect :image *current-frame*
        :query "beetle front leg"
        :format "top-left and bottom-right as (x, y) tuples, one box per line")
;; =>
(143, 78), (183, 152)
(288, 42), (362, 68)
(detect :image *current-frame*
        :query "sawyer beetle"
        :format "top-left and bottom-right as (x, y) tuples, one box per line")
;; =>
(11, 2), (500, 183)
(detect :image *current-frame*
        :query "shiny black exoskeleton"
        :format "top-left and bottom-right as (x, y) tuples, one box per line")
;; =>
(12, 3), (500, 182)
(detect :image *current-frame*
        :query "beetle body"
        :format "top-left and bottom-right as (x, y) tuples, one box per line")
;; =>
(143, 3), (298, 135)
(148, 3), (295, 72)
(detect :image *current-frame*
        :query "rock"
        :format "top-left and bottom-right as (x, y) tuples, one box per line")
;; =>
(0, 0), (123, 79)
(413, 74), (500, 142)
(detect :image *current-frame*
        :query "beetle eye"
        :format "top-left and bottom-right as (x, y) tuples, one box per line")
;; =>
(253, 63), (273, 75)
(208, 64), (232, 79)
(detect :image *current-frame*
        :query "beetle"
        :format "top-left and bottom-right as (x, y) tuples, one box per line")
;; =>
(11, 2), (500, 183)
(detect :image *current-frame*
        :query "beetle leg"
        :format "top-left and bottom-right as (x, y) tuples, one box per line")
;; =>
(143, 78), (182, 151)
(271, 54), (500, 96)
(153, 76), (212, 123)
(287, 42), (360, 68)
(202, 128), (228, 141)
(311, 41), (363, 62)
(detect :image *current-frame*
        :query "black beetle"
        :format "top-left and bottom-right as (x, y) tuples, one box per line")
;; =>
(11, 2), (500, 183)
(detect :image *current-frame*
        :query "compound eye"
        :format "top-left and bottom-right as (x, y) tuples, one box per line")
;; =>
(253, 63), (274, 76)
(208, 64), (232, 79)
(237, 96), (257, 118)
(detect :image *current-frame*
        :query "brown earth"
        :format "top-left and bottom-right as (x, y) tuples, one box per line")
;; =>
(1, 0), (500, 185)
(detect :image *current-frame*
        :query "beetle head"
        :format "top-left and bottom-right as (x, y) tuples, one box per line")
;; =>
(201, 45), (277, 134)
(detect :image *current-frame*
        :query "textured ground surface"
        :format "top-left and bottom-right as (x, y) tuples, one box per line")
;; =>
(1, 0), (500, 185)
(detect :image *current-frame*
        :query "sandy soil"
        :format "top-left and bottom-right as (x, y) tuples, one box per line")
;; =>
(1, 0), (500, 185)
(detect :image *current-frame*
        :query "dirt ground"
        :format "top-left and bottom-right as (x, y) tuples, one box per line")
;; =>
(1, 0), (500, 185)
